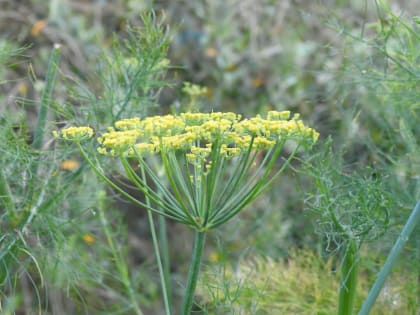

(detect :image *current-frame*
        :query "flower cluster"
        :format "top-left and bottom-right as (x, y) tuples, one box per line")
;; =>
(53, 126), (94, 141)
(57, 110), (318, 231)
(56, 110), (319, 315)
(95, 111), (319, 161)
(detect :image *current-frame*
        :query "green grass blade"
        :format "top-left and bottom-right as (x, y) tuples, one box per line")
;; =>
(28, 44), (61, 207)
(32, 44), (61, 150)
(358, 200), (420, 315)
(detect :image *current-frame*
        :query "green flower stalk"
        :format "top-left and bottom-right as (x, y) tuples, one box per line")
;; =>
(56, 110), (318, 314)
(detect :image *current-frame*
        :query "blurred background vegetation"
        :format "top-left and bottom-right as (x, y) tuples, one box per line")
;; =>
(0, 0), (419, 314)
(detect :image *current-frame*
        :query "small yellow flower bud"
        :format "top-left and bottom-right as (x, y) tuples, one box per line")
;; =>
(60, 126), (94, 141)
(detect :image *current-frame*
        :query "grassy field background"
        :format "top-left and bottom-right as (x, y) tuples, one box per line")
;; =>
(0, 0), (419, 314)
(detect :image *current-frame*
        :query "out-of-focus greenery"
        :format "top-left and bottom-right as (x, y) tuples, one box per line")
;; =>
(197, 249), (418, 315)
(0, 0), (419, 314)
(0, 9), (171, 315)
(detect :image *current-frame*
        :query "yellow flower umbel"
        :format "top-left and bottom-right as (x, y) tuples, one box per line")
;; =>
(53, 126), (94, 142)
(71, 111), (318, 230)
(57, 111), (318, 229)
(59, 110), (318, 315)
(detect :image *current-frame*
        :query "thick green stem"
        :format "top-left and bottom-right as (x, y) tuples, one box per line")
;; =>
(180, 231), (206, 315)
(358, 200), (420, 315)
(338, 240), (359, 315)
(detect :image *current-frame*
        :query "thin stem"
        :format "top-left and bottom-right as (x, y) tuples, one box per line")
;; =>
(209, 145), (296, 228)
(211, 140), (257, 208)
(121, 157), (184, 220)
(77, 144), (170, 219)
(139, 164), (172, 315)
(0, 169), (16, 223)
(358, 200), (420, 315)
(97, 191), (144, 315)
(128, 154), (181, 211)
(160, 151), (195, 219)
(338, 240), (359, 315)
(158, 214), (172, 310)
(180, 231), (206, 315)
(315, 174), (347, 235)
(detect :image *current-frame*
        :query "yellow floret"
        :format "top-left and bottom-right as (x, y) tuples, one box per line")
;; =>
(253, 136), (276, 149)
(181, 112), (210, 126)
(129, 143), (158, 156)
(115, 117), (141, 130)
(235, 118), (264, 136)
(191, 146), (211, 157)
(186, 153), (196, 163)
(267, 110), (290, 120)
(141, 115), (185, 137)
(94, 110), (318, 160)
(97, 147), (108, 155)
(100, 130), (141, 149)
(234, 135), (253, 149)
(60, 126), (94, 141)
